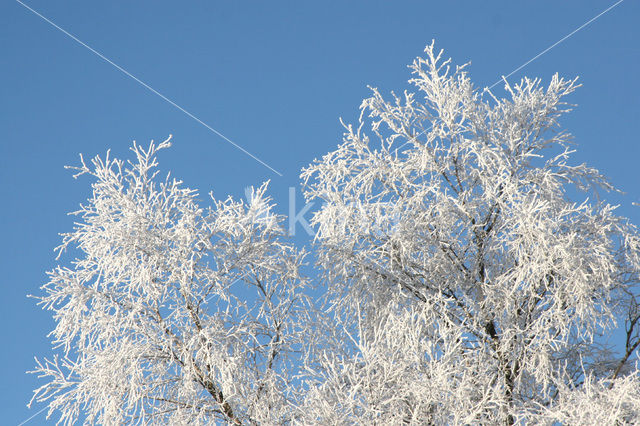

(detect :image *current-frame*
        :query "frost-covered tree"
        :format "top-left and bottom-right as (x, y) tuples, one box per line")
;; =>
(299, 43), (640, 424)
(32, 43), (640, 425)
(30, 139), (309, 425)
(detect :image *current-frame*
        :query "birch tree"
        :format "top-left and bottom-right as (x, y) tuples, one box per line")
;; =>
(30, 138), (309, 425)
(299, 42), (640, 424)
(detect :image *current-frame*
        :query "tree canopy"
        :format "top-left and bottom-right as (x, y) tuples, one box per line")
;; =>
(32, 43), (640, 425)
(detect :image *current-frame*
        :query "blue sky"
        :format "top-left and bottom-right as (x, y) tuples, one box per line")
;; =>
(1, 1), (639, 423)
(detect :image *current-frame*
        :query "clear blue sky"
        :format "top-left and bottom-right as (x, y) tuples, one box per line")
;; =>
(1, 1), (639, 423)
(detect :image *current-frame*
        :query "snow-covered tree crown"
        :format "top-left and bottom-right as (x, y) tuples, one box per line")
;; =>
(32, 43), (640, 425)
(299, 42), (640, 424)
(31, 138), (310, 424)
